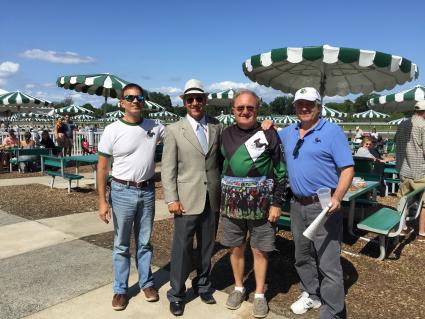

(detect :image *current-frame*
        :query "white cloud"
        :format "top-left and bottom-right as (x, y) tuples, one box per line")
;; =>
(0, 79), (7, 86)
(20, 49), (95, 64)
(207, 81), (287, 103)
(0, 61), (19, 77)
(150, 86), (183, 106)
(25, 84), (36, 89)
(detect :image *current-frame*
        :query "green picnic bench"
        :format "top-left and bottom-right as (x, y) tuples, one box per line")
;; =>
(41, 155), (84, 193)
(357, 186), (425, 260)
(9, 148), (52, 172)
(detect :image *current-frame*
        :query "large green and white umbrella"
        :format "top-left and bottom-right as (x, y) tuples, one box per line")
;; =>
(273, 115), (300, 124)
(73, 114), (96, 122)
(56, 104), (94, 115)
(145, 100), (165, 112)
(0, 91), (52, 112)
(388, 117), (409, 125)
(243, 44), (418, 98)
(321, 105), (347, 117)
(352, 109), (389, 119)
(208, 89), (236, 106)
(215, 111), (235, 125)
(57, 73), (129, 100)
(367, 85), (425, 112)
(149, 110), (179, 121)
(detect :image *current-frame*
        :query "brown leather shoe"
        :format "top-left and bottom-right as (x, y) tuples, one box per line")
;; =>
(417, 234), (425, 242)
(143, 287), (159, 302)
(112, 294), (128, 311)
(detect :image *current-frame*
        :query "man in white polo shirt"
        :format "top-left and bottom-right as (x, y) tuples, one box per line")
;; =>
(97, 83), (165, 311)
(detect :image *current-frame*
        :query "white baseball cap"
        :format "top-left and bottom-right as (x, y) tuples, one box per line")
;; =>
(293, 87), (321, 104)
(180, 79), (208, 98)
(414, 100), (425, 111)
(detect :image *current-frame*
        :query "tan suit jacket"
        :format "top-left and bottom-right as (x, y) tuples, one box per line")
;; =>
(161, 116), (222, 215)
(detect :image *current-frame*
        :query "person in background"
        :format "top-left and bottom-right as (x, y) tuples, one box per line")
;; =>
(395, 100), (425, 242)
(19, 131), (37, 172)
(1, 129), (19, 170)
(354, 126), (363, 143)
(55, 118), (65, 155)
(370, 127), (379, 140)
(40, 130), (59, 156)
(62, 114), (77, 156)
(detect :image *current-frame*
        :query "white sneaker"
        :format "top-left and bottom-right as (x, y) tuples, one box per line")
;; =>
(290, 292), (322, 315)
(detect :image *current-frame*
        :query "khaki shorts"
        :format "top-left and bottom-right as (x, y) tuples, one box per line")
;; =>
(399, 176), (425, 204)
(219, 216), (276, 252)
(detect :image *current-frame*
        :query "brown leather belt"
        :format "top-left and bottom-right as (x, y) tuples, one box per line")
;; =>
(294, 190), (335, 206)
(112, 176), (153, 188)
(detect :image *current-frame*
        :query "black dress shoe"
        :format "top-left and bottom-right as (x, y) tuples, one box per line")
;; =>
(198, 292), (216, 304)
(169, 301), (184, 316)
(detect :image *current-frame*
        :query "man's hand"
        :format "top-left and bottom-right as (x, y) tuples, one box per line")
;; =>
(98, 200), (111, 224)
(261, 119), (276, 131)
(268, 206), (282, 223)
(168, 201), (186, 215)
(328, 197), (342, 214)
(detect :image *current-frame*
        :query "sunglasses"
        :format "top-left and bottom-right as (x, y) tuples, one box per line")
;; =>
(293, 138), (304, 158)
(186, 96), (204, 104)
(234, 105), (256, 113)
(123, 95), (145, 102)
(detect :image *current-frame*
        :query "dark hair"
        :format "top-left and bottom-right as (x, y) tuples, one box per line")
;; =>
(8, 129), (15, 135)
(121, 83), (144, 98)
(24, 132), (32, 139)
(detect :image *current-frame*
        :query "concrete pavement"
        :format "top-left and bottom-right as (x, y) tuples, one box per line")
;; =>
(0, 174), (287, 319)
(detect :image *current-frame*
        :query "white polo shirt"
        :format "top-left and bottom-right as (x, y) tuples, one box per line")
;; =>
(98, 118), (165, 182)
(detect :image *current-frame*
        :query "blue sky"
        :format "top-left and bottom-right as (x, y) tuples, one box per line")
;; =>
(1, 0), (424, 107)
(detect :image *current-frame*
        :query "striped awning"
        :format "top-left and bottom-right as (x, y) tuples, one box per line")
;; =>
(56, 105), (94, 115)
(0, 91), (52, 112)
(387, 117), (409, 125)
(208, 89), (236, 106)
(321, 105), (347, 117)
(368, 85), (425, 112)
(243, 44), (418, 97)
(273, 115), (300, 124)
(352, 110), (389, 119)
(73, 114), (96, 121)
(323, 117), (343, 123)
(215, 111), (235, 125)
(105, 110), (124, 118)
(149, 110), (179, 120)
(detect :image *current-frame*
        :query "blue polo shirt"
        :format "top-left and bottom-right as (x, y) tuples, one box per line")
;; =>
(278, 118), (353, 197)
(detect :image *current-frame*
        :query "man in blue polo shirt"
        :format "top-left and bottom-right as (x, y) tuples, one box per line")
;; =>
(279, 87), (354, 319)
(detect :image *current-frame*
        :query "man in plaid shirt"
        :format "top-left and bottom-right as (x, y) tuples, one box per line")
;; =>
(395, 100), (425, 242)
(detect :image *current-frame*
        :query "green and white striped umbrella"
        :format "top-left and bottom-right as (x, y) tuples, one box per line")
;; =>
(321, 105), (347, 117)
(243, 44), (418, 97)
(215, 111), (235, 125)
(387, 117), (409, 125)
(257, 115), (274, 121)
(145, 100), (165, 112)
(352, 109), (389, 119)
(323, 117), (343, 123)
(56, 104), (94, 115)
(105, 110), (124, 118)
(367, 85), (425, 112)
(273, 115), (300, 124)
(208, 89), (237, 106)
(0, 91), (52, 112)
(101, 116), (118, 123)
(149, 110), (179, 120)
(73, 114), (96, 122)
(57, 73), (129, 100)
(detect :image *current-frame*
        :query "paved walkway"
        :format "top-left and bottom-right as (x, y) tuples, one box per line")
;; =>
(0, 175), (287, 319)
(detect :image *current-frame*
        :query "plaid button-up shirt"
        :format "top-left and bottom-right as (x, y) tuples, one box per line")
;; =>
(395, 115), (425, 180)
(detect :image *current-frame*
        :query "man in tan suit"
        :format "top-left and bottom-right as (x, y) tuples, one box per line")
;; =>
(161, 79), (222, 316)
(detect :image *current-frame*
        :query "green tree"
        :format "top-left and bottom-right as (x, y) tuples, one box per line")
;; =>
(149, 92), (172, 111)
(269, 96), (294, 115)
(53, 97), (73, 109)
(353, 94), (372, 113)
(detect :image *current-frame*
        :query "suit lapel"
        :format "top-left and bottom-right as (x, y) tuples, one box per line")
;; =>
(181, 117), (204, 154)
(207, 117), (218, 154)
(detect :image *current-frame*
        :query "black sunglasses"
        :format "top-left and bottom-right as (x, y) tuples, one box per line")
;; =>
(123, 95), (145, 102)
(293, 139), (304, 158)
(186, 96), (204, 104)
(234, 105), (256, 113)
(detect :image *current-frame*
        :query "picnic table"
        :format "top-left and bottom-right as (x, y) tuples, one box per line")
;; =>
(62, 154), (99, 188)
(344, 180), (380, 237)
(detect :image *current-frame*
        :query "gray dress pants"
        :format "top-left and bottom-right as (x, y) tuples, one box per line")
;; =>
(291, 200), (346, 319)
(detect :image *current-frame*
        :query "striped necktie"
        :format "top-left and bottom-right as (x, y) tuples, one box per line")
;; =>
(196, 123), (208, 154)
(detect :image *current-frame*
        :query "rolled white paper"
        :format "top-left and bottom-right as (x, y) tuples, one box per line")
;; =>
(303, 203), (332, 240)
